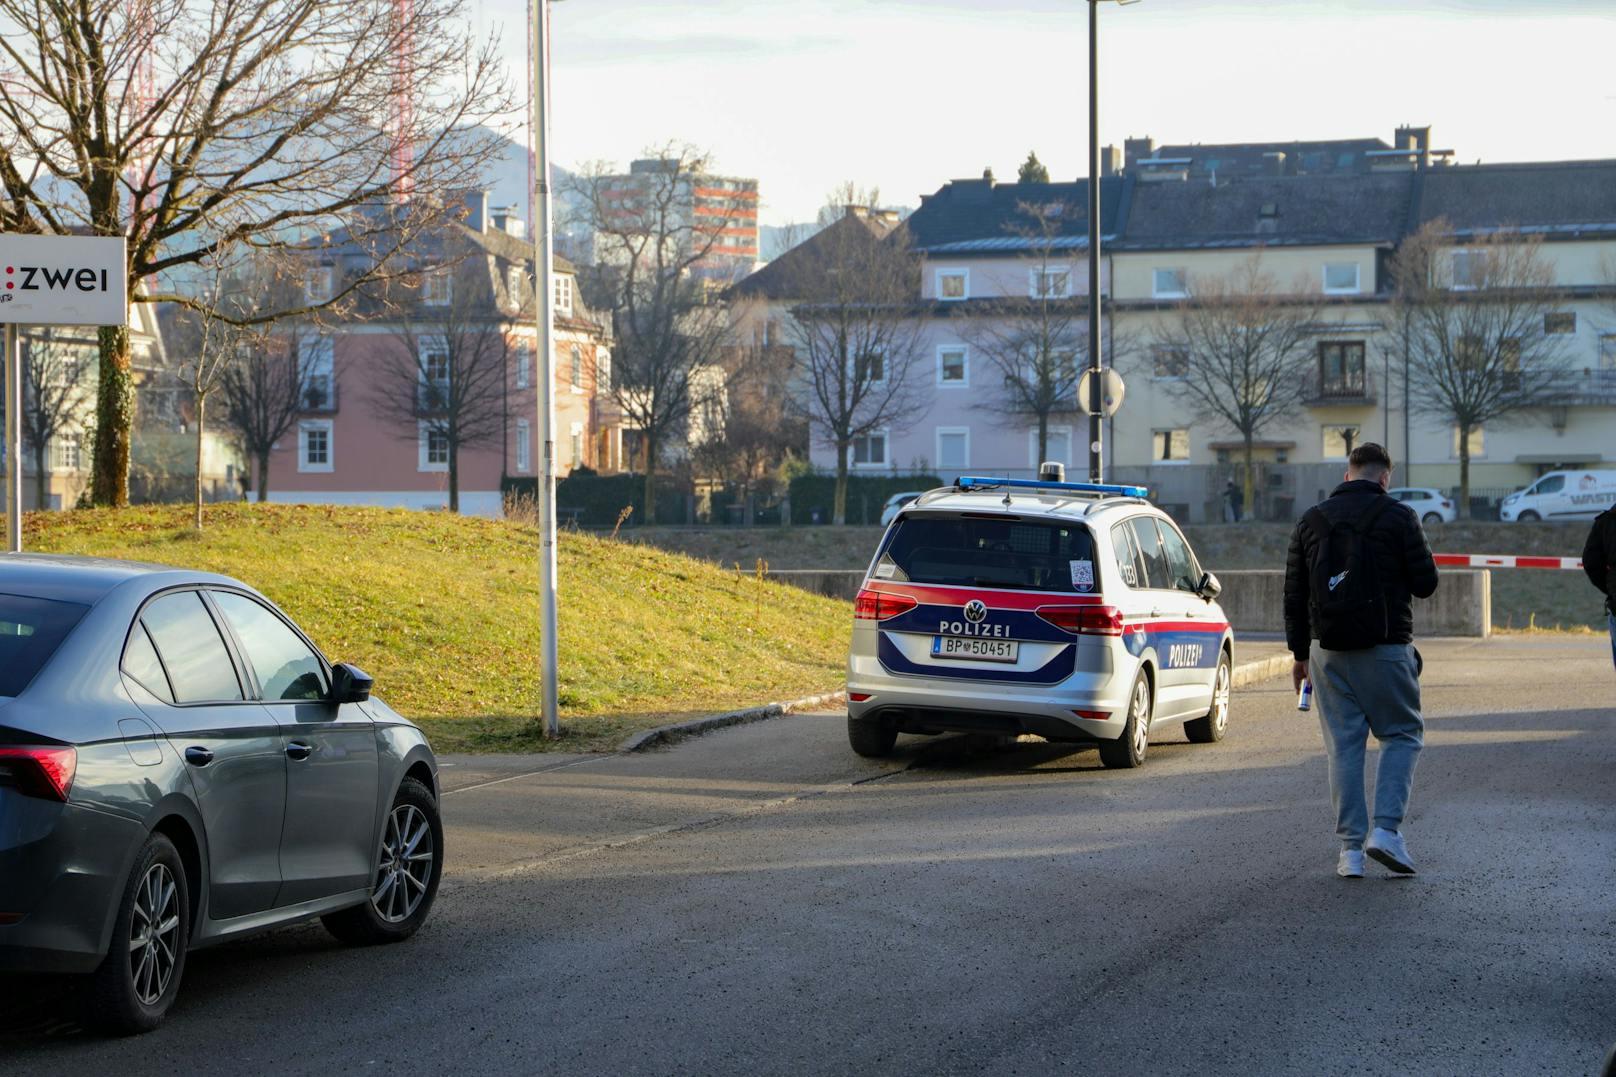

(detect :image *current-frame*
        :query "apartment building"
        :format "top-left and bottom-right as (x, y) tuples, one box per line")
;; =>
(597, 158), (760, 283)
(757, 127), (1616, 522)
(264, 196), (617, 516)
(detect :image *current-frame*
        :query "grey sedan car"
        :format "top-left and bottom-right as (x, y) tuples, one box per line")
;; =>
(0, 555), (442, 1033)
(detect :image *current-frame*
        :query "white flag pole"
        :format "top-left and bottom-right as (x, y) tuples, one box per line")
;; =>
(532, 0), (560, 737)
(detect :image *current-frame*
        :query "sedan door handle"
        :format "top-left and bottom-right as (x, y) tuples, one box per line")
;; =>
(184, 746), (215, 767)
(285, 742), (314, 762)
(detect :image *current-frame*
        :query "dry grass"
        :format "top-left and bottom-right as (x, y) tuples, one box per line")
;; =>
(13, 503), (851, 752)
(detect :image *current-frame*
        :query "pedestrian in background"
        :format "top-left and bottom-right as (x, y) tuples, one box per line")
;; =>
(1284, 443), (1439, 879)
(1581, 504), (1616, 670)
(1225, 479), (1243, 523)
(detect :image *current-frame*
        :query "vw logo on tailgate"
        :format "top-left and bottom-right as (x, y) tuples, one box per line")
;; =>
(963, 600), (988, 623)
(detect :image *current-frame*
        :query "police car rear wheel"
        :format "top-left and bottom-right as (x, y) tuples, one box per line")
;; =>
(1185, 652), (1231, 744)
(848, 716), (897, 758)
(1099, 671), (1152, 769)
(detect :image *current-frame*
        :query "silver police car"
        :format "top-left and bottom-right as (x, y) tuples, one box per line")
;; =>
(846, 472), (1233, 767)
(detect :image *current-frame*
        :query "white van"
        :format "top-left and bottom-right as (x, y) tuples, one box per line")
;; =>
(1498, 470), (1616, 522)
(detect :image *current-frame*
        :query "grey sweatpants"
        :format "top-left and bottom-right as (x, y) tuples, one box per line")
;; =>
(1309, 643), (1424, 849)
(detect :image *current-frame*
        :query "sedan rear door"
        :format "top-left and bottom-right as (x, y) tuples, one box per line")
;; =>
(209, 590), (379, 907)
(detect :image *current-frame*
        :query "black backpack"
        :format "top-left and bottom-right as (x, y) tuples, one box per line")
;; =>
(1302, 496), (1396, 651)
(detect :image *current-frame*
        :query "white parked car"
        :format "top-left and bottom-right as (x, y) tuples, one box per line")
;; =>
(1499, 470), (1616, 522)
(878, 491), (925, 527)
(1388, 487), (1457, 525)
(846, 473), (1232, 768)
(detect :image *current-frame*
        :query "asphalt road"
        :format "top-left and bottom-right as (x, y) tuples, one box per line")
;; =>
(2, 635), (1613, 1075)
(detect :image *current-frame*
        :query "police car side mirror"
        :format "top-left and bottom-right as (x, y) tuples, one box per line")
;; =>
(1196, 571), (1222, 601)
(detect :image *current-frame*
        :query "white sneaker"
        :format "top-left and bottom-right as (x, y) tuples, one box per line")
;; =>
(1366, 827), (1417, 875)
(1337, 849), (1365, 878)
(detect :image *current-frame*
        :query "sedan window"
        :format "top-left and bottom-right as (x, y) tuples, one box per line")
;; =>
(0, 593), (89, 698)
(121, 623), (174, 703)
(212, 592), (328, 702)
(140, 592), (245, 703)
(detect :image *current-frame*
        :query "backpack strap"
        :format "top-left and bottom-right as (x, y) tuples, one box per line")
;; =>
(1350, 495), (1398, 534)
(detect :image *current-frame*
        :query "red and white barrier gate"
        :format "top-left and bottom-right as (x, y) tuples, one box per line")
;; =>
(1433, 554), (1584, 570)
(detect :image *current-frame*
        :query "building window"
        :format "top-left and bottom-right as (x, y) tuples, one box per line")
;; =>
(1451, 425), (1485, 459)
(1449, 249), (1486, 290)
(938, 346), (967, 386)
(515, 341), (532, 389)
(516, 418), (531, 473)
(597, 348), (612, 391)
(507, 266), (525, 303)
(570, 422), (584, 468)
(1151, 428), (1190, 462)
(1322, 425), (1362, 459)
(49, 430), (82, 471)
(1029, 427), (1073, 468)
(419, 339), (451, 409)
(936, 269), (968, 301)
(418, 423), (450, 472)
(852, 430), (888, 468)
(421, 269), (453, 306)
(1030, 268), (1070, 299)
(1152, 268), (1188, 299)
(1322, 263), (1360, 295)
(298, 421), (333, 473)
(298, 335), (334, 410)
(855, 351), (885, 385)
(304, 265), (334, 305)
(554, 275), (574, 315)
(1317, 341), (1367, 397)
(570, 345), (583, 388)
(935, 427), (970, 471)
(1152, 345), (1189, 380)
(1544, 312), (1576, 335)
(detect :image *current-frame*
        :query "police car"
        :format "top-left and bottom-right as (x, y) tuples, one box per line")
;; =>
(846, 467), (1233, 768)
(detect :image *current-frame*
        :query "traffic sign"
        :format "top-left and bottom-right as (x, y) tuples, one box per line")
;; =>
(1078, 367), (1126, 418)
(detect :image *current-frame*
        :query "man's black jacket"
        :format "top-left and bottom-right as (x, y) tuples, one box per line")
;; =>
(1582, 507), (1616, 614)
(1283, 480), (1440, 661)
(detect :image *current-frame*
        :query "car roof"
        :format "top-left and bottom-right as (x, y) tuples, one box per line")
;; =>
(0, 554), (243, 606)
(904, 485), (1158, 524)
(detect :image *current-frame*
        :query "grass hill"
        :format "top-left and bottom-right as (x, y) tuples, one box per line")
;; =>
(17, 504), (851, 752)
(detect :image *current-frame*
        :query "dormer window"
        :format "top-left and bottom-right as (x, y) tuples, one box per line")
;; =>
(1323, 263), (1360, 295)
(304, 265), (334, 305)
(936, 269), (968, 301)
(554, 274), (574, 315)
(421, 269), (453, 306)
(507, 266), (525, 303)
(1152, 268), (1188, 299)
(1030, 268), (1070, 299)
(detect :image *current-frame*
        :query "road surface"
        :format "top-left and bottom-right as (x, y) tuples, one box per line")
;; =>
(2, 635), (1613, 1075)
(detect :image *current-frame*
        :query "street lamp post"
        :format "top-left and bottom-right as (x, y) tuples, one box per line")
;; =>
(1085, 0), (1138, 484)
(532, 0), (560, 737)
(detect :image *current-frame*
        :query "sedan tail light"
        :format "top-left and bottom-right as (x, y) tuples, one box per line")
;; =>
(1037, 605), (1125, 636)
(0, 746), (77, 802)
(1442, 500), (1453, 509)
(854, 589), (918, 621)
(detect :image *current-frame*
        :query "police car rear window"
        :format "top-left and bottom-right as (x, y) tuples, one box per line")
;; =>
(0, 592), (90, 698)
(873, 517), (1099, 593)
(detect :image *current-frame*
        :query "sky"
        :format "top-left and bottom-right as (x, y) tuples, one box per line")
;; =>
(469, 0), (1616, 228)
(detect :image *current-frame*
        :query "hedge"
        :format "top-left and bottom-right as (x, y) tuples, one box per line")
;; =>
(786, 473), (942, 525)
(502, 472), (692, 527)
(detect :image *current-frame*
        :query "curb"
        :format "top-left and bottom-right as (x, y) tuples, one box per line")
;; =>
(1232, 652), (1294, 688)
(619, 691), (848, 753)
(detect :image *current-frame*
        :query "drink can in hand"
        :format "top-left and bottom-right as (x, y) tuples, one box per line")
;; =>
(1297, 680), (1313, 712)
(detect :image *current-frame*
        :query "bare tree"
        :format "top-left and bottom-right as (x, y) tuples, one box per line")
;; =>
(163, 252), (271, 528)
(0, 0), (513, 506)
(1149, 256), (1323, 514)
(958, 200), (1088, 465)
(693, 342), (805, 521)
(220, 339), (307, 504)
(368, 260), (508, 512)
(18, 331), (93, 509)
(786, 211), (928, 524)
(569, 144), (753, 519)
(1388, 221), (1573, 515)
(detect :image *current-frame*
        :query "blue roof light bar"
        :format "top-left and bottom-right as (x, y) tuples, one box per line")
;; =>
(956, 476), (1150, 499)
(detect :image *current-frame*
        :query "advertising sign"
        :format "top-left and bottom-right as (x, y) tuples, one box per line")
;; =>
(0, 234), (128, 326)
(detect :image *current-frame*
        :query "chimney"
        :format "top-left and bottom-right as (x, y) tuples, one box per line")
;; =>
(1100, 145), (1123, 178)
(1124, 136), (1156, 172)
(464, 191), (489, 233)
(844, 205), (870, 220)
(1395, 125), (1432, 167)
(1262, 151), (1287, 177)
(489, 205), (525, 238)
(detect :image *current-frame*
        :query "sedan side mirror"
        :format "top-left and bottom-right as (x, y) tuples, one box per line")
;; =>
(1196, 571), (1222, 601)
(330, 663), (374, 704)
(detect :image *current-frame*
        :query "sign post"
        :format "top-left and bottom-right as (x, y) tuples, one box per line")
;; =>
(0, 234), (128, 552)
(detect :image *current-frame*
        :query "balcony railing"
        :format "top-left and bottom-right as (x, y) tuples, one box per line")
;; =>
(1302, 369), (1377, 406)
(1541, 368), (1616, 406)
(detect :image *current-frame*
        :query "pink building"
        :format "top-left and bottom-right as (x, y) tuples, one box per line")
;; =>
(265, 199), (618, 515)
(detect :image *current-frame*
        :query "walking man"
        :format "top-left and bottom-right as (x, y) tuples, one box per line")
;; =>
(1284, 443), (1439, 878)
(1581, 503), (1616, 670)
(1225, 479), (1243, 523)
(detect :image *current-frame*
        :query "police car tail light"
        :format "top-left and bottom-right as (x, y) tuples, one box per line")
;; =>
(1037, 605), (1124, 636)
(854, 589), (918, 621)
